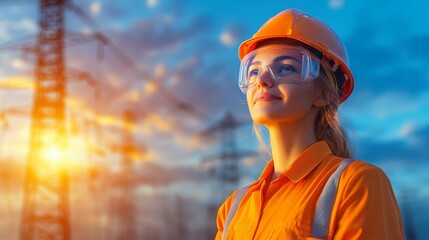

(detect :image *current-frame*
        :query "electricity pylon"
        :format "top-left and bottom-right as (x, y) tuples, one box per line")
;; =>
(200, 112), (254, 198)
(110, 110), (139, 240)
(402, 188), (417, 240)
(20, 0), (70, 239)
(199, 111), (256, 238)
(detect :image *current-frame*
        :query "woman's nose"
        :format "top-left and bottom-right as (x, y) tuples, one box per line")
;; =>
(256, 68), (274, 88)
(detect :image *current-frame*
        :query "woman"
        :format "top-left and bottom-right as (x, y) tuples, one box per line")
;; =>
(215, 9), (404, 240)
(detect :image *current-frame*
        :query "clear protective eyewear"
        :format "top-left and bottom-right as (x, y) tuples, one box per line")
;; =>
(238, 46), (321, 93)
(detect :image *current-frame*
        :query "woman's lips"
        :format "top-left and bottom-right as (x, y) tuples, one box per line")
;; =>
(254, 92), (282, 104)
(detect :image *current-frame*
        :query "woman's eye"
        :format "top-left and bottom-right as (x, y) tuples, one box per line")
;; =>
(278, 64), (297, 74)
(248, 69), (260, 77)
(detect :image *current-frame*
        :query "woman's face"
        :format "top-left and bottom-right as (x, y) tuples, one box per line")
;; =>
(246, 44), (320, 126)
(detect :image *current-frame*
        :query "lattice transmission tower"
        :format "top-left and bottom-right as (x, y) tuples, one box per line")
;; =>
(20, 0), (70, 239)
(200, 112), (256, 237)
(110, 110), (139, 240)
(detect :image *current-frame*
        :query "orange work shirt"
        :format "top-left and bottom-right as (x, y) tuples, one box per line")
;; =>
(215, 141), (404, 240)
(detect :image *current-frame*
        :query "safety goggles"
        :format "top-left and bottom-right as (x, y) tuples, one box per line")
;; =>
(238, 46), (320, 93)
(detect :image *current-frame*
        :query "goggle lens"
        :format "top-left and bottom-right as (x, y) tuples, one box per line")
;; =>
(238, 46), (320, 93)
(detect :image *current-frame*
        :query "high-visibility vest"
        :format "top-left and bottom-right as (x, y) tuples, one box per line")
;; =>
(222, 159), (354, 240)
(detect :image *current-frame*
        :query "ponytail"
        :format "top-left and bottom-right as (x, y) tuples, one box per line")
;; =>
(314, 65), (353, 158)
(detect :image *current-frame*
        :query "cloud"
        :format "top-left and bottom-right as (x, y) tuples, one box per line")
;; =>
(90, 2), (101, 15)
(62, 3), (245, 124)
(219, 23), (246, 47)
(16, 18), (37, 32)
(344, 7), (429, 105)
(98, 1), (128, 19)
(146, 0), (159, 8)
(408, 123), (429, 145)
(0, 75), (33, 90)
(399, 122), (416, 138)
(0, 21), (10, 40)
(355, 123), (429, 165)
(350, 47), (428, 97)
(115, 14), (212, 55)
(0, 158), (27, 191)
(0, 0), (252, 183)
(11, 59), (25, 69)
(328, 0), (345, 9)
(134, 162), (210, 186)
(0, 18), (37, 41)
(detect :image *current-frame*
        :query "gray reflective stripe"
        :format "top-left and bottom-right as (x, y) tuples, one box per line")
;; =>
(311, 158), (354, 239)
(222, 186), (248, 240)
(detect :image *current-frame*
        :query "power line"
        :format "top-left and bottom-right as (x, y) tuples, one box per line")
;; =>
(1, 1), (208, 119)
(0, 34), (37, 52)
(65, 2), (208, 119)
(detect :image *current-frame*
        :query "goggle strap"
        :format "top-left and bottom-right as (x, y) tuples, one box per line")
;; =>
(320, 57), (337, 88)
(331, 62), (339, 72)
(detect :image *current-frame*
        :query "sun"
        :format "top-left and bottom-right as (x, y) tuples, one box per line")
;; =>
(44, 147), (61, 161)
(41, 145), (66, 165)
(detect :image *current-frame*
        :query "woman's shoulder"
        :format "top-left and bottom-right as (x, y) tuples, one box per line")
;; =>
(345, 159), (388, 178)
(218, 184), (250, 212)
(217, 185), (251, 229)
(323, 157), (389, 182)
(339, 159), (394, 191)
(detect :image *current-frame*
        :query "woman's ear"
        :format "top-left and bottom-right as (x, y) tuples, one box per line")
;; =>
(313, 90), (329, 107)
(313, 97), (328, 107)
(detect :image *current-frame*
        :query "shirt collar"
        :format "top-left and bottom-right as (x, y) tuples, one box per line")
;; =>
(258, 140), (332, 184)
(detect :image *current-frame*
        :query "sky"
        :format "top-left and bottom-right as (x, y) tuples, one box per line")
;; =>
(0, 0), (428, 239)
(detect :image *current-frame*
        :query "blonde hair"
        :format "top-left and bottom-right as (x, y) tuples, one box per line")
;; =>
(313, 62), (353, 158)
(252, 59), (353, 158)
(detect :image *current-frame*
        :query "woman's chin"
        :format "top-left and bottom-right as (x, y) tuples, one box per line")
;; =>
(251, 112), (284, 125)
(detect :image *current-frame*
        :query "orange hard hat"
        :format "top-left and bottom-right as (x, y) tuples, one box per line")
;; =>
(238, 9), (354, 103)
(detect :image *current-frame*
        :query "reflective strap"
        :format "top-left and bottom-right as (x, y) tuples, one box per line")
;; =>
(311, 158), (354, 239)
(222, 186), (248, 240)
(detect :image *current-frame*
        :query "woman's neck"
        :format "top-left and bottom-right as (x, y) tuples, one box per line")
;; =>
(267, 118), (317, 181)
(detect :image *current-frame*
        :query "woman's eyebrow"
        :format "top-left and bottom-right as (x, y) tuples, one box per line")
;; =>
(273, 55), (300, 63)
(250, 55), (301, 66)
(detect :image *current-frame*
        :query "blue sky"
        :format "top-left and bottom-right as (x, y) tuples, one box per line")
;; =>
(0, 0), (428, 239)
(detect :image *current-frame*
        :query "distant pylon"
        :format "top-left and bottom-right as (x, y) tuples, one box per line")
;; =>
(402, 188), (417, 240)
(111, 110), (138, 240)
(175, 196), (187, 240)
(201, 112), (253, 199)
(200, 111), (255, 238)
(20, 0), (70, 239)
(218, 113), (241, 195)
